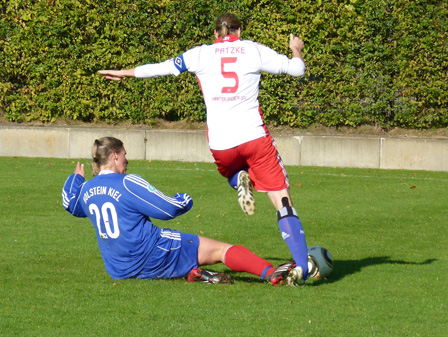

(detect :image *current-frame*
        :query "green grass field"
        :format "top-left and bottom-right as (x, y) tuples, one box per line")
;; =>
(1, 157), (447, 336)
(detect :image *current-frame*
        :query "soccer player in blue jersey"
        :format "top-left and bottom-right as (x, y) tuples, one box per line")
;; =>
(62, 137), (302, 285)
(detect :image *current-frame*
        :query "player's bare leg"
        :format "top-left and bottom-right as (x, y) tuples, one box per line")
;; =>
(186, 237), (233, 284)
(267, 189), (291, 210)
(193, 237), (299, 286)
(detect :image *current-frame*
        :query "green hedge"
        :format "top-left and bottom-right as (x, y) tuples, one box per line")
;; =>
(1, 0), (447, 128)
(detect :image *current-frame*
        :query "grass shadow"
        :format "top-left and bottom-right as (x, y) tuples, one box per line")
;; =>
(220, 256), (437, 286)
(310, 256), (437, 286)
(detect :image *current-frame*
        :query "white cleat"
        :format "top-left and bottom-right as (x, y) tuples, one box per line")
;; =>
(286, 266), (305, 287)
(237, 171), (255, 216)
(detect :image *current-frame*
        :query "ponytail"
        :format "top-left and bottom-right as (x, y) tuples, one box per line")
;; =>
(215, 13), (241, 39)
(91, 137), (124, 176)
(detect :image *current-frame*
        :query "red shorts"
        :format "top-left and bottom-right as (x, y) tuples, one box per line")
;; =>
(210, 135), (289, 192)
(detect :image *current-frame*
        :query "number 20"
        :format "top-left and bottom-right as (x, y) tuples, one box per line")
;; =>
(221, 57), (239, 93)
(89, 202), (120, 239)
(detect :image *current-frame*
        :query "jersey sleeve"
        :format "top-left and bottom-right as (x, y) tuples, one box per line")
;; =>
(134, 46), (202, 78)
(62, 173), (87, 217)
(134, 59), (182, 78)
(123, 174), (193, 220)
(256, 43), (306, 77)
(173, 46), (202, 74)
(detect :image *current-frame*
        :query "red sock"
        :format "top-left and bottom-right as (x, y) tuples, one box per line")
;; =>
(224, 245), (274, 277)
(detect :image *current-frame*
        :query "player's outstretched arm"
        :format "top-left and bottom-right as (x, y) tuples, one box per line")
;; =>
(258, 34), (305, 76)
(123, 175), (193, 220)
(98, 69), (136, 81)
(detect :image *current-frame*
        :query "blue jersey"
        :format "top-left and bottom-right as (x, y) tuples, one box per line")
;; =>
(62, 171), (194, 279)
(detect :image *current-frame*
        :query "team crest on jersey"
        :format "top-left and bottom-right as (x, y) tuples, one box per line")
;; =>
(174, 55), (187, 73)
(147, 183), (156, 192)
(175, 56), (183, 68)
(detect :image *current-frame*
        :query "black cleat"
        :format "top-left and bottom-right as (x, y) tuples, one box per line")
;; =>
(186, 268), (234, 284)
(266, 261), (296, 286)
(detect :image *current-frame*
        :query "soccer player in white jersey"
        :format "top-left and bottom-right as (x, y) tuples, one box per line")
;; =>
(98, 13), (310, 282)
(62, 137), (303, 285)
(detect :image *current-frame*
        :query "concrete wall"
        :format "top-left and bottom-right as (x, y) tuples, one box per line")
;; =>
(1, 125), (447, 171)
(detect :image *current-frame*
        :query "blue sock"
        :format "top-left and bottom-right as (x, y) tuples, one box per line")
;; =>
(227, 170), (247, 190)
(277, 198), (309, 279)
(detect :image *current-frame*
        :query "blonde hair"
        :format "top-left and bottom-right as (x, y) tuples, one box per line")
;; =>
(215, 13), (241, 39)
(91, 137), (124, 176)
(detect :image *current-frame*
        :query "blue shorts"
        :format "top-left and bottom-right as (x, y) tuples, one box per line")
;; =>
(135, 229), (199, 280)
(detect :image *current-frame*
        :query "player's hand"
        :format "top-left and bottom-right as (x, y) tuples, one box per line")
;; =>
(75, 162), (85, 178)
(289, 34), (304, 52)
(98, 70), (125, 81)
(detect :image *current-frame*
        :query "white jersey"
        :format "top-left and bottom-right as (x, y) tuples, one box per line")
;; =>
(135, 36), (305, 150)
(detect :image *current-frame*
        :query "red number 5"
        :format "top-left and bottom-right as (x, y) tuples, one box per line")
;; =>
(221, 57), (239, 93)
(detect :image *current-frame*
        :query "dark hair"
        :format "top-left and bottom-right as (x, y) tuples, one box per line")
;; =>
(91, 137), (124, 176)
(215, 13), (241, 39)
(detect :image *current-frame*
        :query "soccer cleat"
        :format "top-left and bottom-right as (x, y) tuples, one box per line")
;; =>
(266, 261), (296, 286)
(186, 268), (234, 284)
(285, 257), (317, 285)
(285, 266), (305, 286)
(237, 171), (255, 215)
